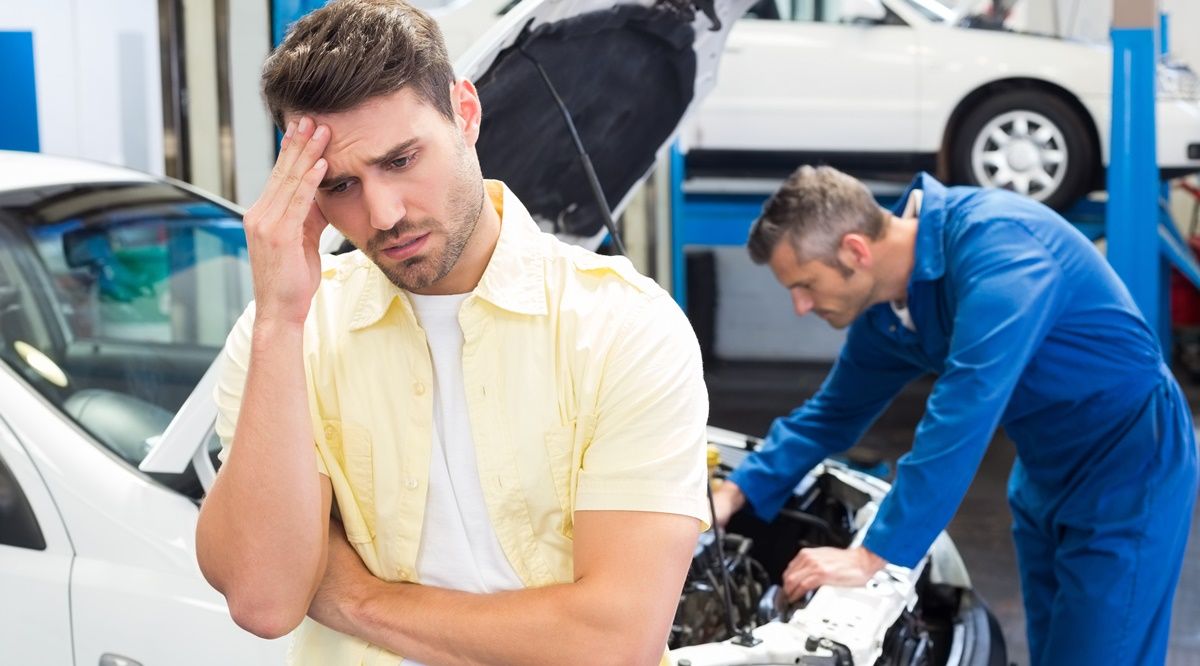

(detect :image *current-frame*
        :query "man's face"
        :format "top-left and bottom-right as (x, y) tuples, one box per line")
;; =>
(767, 238), (876, 330)
(303, 84), (485, 292)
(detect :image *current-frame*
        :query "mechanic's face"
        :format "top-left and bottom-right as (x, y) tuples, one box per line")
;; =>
(767, 237), (876, 330)
(305, 82), (487, 293)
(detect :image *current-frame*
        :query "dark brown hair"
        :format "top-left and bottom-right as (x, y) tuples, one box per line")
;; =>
(261, 0), (455, 129)
(747, 165), (886, 266)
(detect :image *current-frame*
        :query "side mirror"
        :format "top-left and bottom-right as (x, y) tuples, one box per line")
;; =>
(836, 0), (887, 23)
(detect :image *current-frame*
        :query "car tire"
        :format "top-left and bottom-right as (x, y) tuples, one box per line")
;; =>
(950, 90), (1095, 211)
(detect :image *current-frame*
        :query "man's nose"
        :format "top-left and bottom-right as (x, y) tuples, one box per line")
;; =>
(791, 289), (814, 317)
(364, 181), (406, 231)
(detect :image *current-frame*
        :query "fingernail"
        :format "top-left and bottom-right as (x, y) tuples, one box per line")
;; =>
(313, 125), (327, 141)
(298, 117), (312, 134)
(285, 121), (295, 137)
(314, 158), (326, 170)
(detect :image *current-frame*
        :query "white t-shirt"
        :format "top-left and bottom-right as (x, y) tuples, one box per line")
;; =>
(408, 292), (525, 598)
(891, 189), (923, 332)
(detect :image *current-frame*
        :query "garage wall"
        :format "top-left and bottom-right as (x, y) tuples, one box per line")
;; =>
(0, 1), (164, 173)
(711, 246), (848, 361)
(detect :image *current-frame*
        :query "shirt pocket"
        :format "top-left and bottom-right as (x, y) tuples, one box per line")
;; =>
(322, 419), (376, 543)
(543, 420), (581, 538)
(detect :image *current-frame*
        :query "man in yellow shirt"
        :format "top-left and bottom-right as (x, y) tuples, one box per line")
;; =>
(193, 1), (710, 664)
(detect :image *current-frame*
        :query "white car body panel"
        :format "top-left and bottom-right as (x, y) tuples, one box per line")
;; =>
(683, 0), (1200, 173)
(693, 20), (920, 152)
(0, 364), (287, 665)
(0, 408), (74, 665)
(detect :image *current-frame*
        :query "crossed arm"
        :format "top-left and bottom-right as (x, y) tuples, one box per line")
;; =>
(307, 510), (698, 666)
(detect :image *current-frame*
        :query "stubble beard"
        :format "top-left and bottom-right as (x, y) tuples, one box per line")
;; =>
(368, 153), (486, 292)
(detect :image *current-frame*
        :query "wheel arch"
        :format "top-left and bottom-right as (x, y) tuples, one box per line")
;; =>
(937, 78), (1104, 191)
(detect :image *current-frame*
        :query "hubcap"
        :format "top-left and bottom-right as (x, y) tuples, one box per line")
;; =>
(970, 109), (1068, 202)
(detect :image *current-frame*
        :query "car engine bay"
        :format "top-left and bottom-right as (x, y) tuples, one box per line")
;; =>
(668, 430), (1006, 666)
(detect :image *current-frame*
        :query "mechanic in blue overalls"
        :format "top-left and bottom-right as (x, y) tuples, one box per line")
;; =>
(711, 165), (1198, 665)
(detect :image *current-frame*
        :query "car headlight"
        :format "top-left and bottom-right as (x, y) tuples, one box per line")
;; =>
(1158, 61), (1200, 101)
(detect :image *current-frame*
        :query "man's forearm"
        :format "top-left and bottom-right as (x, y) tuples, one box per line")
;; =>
(196, 321), (328, 636)
(326, 578), (664, 666)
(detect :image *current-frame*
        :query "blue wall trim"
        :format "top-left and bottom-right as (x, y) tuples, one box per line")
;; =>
(0, 31), (40, 152)
(272, 0), (331, 46)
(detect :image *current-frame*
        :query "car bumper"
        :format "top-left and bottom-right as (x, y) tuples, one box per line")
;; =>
(1157, 98), (1200, 174)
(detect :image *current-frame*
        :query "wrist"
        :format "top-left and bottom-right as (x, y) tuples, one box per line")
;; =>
(857, 546), (887, 573)
(251, 318), (306, 346)
(718, 480), (746, 510)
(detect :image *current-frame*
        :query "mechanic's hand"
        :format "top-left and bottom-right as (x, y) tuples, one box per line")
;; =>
(308, 519), (380, 633)
(711, 480), (746, 529)
(243, 116), (332, 326)
(781, 546), (887, 602)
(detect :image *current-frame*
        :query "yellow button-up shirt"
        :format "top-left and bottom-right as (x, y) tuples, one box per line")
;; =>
(215, 181), (709, 664)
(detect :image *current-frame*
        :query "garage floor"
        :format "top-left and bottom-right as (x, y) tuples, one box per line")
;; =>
(705, 361), (1200, 666)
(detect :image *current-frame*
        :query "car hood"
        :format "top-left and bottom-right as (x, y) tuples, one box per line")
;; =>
(455, 0), (757, 246)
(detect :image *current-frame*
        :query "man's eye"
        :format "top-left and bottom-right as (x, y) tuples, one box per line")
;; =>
(390, 155), (414, 169)
(329, 181), (350, 194)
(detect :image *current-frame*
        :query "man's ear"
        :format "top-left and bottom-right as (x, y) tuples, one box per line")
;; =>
(451, 79), (482, 147)
(839, 233), (873, 269)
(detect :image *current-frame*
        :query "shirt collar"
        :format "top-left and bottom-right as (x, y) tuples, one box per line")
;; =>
(348, 180), (548, 331)
(892, 171), (948, 284)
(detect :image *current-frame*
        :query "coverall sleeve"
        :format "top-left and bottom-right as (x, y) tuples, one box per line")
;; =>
(862, 221), (1065, 567)
(729, 320), (925, 522)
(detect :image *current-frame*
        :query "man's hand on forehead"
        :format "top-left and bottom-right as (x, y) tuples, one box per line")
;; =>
(241, 115), (334, 326)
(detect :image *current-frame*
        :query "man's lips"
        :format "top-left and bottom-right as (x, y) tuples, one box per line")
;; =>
(380, 233), (430, 261)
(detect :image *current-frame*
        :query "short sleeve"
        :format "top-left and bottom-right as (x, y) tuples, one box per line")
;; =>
(212, 300), (328, 476)
(573, 292), (711, 529)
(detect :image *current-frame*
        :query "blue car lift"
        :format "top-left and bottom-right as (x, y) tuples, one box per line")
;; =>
(671, 4), (1200, 354)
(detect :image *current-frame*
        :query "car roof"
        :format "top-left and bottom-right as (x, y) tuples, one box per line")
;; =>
(0, 150), (157, 194)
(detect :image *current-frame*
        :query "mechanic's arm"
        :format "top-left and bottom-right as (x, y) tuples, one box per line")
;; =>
(721, 317), (925, 524)
(861, 221), (1066, 568)
(195, 117), (335, 638)
(310, 510), (698, 666)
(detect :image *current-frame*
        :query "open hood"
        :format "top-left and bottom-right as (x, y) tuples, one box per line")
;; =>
(456, 0), (757, 247)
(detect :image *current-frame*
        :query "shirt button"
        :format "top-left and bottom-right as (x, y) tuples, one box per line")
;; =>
(323, 425), (335, 439)
(889, 325), (897, 333)
(413, 382), (426, 396)
(405, 477), (419, 490)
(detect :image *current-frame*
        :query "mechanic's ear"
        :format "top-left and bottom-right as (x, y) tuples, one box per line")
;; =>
(839, 233), (873, 269)
(452, 79), (483, 148)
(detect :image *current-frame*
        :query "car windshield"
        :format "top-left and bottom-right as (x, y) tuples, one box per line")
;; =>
(0, 180), (251, 496)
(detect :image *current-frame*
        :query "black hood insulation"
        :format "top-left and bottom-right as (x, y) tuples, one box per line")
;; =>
(474, 4), (697, 238)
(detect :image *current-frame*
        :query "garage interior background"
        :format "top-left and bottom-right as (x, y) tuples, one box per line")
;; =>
(2, 0), (1199, 664)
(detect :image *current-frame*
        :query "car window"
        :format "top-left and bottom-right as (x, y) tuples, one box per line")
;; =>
(0, 182), (252, 499)
(0, 452), (45, 551)
(743, 0), (832, 22)
(744, 0), (905, 24)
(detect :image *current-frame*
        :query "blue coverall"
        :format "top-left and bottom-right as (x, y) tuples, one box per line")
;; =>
(730, 173), (1198, 665)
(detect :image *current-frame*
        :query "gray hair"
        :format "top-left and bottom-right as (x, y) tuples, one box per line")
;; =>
(746, 165), (886, 268)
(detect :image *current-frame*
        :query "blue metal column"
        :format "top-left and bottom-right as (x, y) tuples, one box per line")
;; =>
(1158, 11), (1172, 347)
(670, 142), (688, 307)
(1106, 1), (1162, 344)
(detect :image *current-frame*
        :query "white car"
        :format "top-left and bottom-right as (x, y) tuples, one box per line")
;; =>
(681, 0), (1200, 209)
(0, 0), (1004, 662)
(0, 151), (287, 665)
